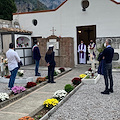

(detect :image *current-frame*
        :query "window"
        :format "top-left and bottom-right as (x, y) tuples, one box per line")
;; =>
(32, 19), (38, 26)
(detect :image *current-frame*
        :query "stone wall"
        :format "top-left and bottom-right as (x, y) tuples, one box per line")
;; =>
(96, 37), (120, 67)
(96, 37), (120, 49)
(38, 35), (74, 68)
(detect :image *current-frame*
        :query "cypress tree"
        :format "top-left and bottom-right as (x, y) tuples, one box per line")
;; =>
(0, 0), (17, 20)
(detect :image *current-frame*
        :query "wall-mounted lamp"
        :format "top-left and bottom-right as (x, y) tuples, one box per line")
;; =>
(81, 0), (89, 11)
(78, 31), (82, 33)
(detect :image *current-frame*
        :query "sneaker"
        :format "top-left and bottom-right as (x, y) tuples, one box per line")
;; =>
(108, 89), (113, 93)
(101, 90), (109, 95)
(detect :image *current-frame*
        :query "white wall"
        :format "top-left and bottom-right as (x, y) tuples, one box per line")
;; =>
(13, 0), (120, 65)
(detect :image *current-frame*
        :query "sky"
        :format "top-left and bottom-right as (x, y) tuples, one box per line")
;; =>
(114, 0), (120, 2)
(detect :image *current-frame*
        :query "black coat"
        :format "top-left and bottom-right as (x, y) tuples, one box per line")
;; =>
(45, 51), (56, 67)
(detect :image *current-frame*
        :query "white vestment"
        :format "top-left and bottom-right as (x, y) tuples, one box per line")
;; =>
(88, 42), (96, 61)
(78, 44), (86, 64)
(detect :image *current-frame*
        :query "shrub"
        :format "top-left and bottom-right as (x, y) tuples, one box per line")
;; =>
(54, 71), (58, 76)
(72, 77), (81, 85)
(59, 67), (65, 72)
(43, 98), (59, 109)
(18, 116), (34, 120)
(53, 90), (67, 101)
(12, 86), (26, 94)
(46, 76), (48, 79)
(26, 82), (37, 88)
(64, 84), (74, 93)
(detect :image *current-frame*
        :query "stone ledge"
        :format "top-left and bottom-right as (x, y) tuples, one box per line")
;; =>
(82, 74), (101, 84)
(29, 82), (83, 120)
(0, 68), (72, 109)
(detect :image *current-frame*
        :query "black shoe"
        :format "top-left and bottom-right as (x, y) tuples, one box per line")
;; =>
(101, 90), (109, 95)
(51, 81), (56, 83)
(108, 89), (113, 93)
(35, 73), (41, 76)
(47, 81), (51, 83)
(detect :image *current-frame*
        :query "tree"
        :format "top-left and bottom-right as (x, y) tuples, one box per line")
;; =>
(0, 0), (17, 21)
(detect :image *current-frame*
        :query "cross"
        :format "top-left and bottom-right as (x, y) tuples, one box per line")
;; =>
(50, 27), (56, 35)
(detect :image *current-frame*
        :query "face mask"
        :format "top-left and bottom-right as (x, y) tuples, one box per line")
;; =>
(90, 42), (93, 44)
(37, 42), (39, 45)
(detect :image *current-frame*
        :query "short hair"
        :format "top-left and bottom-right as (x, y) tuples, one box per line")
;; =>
(106, 38), (112, 45)
(9, 43), (14, 48)
(34, 40), (38, 44)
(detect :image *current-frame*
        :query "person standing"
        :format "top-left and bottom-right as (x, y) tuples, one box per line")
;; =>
(78, 40), (86, 64)
(45, 45), (56, 83)
(32, 40), (41, 76)
(6, 43), (21, 90)
(88, 40), (96, 61)
(100, 39), (114, 94)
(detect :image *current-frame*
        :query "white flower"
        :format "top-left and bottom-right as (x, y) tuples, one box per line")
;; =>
(0, 93), (9, 101)
(18, 70), (24, 77)
(85, 71), (91, 76)
(53, 90), (67, 100)
(18, 70), (24, 73)
(56, 70), (61, 74)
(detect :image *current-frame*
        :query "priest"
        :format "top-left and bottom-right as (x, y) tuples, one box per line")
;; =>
(88, 39), (96, 61)
(78, 40), (86, 64)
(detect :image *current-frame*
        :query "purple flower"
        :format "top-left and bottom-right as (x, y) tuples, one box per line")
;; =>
(12, 86), (26, 94)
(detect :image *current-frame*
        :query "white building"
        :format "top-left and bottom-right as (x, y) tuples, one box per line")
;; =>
(13, 0), (120, 66)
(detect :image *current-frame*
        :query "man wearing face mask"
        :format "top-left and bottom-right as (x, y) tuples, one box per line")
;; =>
(88, 40), (96, 61)
(100, 39), (114, 94)
(78, 40), (86, 64)
(32, 40), (41, 76)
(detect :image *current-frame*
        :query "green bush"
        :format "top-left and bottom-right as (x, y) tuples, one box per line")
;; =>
(64, 84), (74, 93)
(54, 71), (58, 76)
(46, 76), (48, 79)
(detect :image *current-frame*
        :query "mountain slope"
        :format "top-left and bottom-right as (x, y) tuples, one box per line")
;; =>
(15, 0), (48, 13)
(39, 0), (65, 9)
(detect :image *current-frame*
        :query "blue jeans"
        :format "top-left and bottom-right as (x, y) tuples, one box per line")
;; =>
(35, 60), (40, 75)
(8, 67), (18, 89)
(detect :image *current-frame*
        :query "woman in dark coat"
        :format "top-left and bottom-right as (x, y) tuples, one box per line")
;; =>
(45, 45), (56, 83)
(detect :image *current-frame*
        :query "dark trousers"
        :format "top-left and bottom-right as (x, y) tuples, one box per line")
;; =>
(104, 63), (113, 90)
(48, 66), (55, 82)
(35, 60), (40, 75)
(8, 67), (18, 89)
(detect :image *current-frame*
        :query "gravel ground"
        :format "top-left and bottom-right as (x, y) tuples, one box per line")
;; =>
(48, 73), (120, 120)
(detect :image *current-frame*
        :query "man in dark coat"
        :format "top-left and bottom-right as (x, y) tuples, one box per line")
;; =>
(32, 40), (41, 76)
(100, 39), (114, 94)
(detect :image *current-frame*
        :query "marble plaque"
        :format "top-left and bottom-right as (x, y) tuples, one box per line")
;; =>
(49, 39), (56, 42)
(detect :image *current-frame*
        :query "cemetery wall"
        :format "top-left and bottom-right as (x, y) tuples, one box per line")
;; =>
(38, 35), (74, 68)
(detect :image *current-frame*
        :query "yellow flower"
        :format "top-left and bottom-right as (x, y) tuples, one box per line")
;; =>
(43, 98), (59, 109)
(79, 74), (87, 78)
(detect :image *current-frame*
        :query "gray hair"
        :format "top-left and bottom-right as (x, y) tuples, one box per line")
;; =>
(106, 38), (112, 45)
